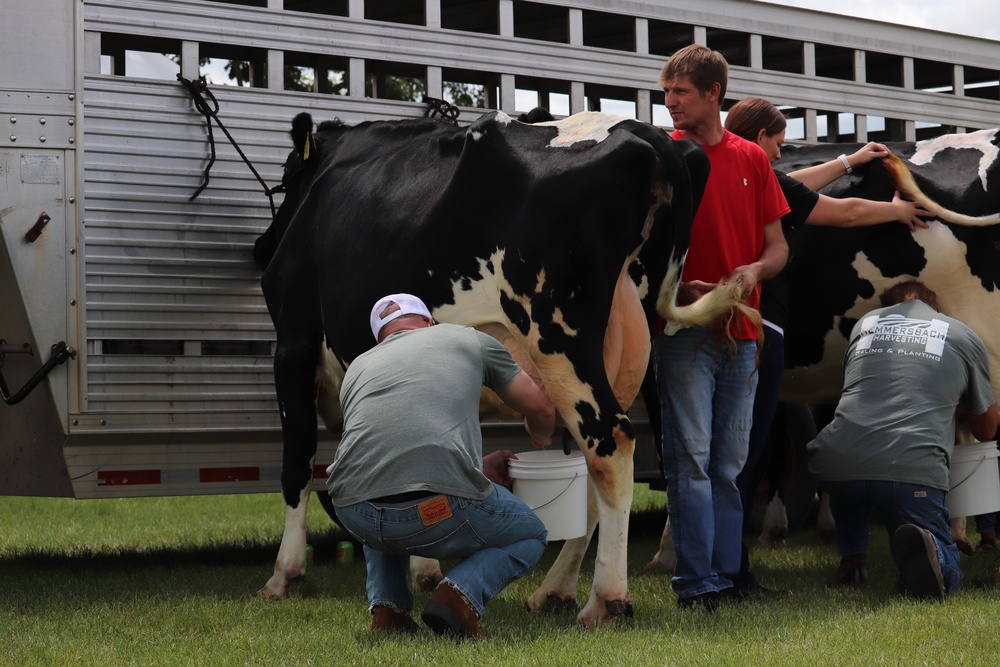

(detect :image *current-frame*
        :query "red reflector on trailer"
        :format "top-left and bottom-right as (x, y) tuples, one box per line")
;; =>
(97, 469), (162, 486)
(199, 466), (260, 483)
(313, 464), (328, 479)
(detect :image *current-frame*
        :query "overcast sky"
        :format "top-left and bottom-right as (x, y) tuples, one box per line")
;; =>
(755, 0), (1000, 41)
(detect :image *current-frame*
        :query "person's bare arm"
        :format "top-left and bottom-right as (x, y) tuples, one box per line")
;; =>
(805, 191), (931, 231)
(969, 404), (1000, 443)
(494, 369), (556, 447)
(790, 142), (889, 191)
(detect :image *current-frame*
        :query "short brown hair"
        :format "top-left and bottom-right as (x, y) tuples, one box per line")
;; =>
(724, 97), (787, 143)
(659, 44), (729, 100)
(879, 280), (939, 310)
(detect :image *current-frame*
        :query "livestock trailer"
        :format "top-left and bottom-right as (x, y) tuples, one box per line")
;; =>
(4, 0), (999, 501)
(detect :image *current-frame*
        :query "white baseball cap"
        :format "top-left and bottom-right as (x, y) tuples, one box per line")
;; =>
(369, 293), (433, 341)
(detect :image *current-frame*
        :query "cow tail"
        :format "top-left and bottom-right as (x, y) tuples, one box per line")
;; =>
(656, 275), (763, 366)
(656, 275), (761, 332)
(883, 152), (1000, 227)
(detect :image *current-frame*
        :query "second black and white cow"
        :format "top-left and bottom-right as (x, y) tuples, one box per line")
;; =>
(779, 130), (1000, 550)
(257, 110), (753, 626)
(779, 131), (1000, 405)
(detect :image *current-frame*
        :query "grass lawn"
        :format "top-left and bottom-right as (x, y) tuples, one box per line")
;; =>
(1, 485), (999, 666)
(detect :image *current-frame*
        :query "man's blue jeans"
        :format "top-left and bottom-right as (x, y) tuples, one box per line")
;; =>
(824, 479), (962, 593)
(654, 327), (758, 598)
(335, 484), (547, 617)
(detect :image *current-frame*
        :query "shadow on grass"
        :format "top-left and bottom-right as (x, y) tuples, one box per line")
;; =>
(0, 529), (349, 570)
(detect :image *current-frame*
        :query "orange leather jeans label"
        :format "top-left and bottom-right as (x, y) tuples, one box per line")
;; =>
(418, 495), (453, 526)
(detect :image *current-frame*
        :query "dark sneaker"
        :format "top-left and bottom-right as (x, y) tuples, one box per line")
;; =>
(718, 586), (747, 606)
(371, 605), (420, 634)
(422, 583), (487, 640)
(676, 590), (721, 612)
(825, 555), (870, 588)
(737, 580), (790, 600)
(974, 535), (998, 555)
(893, 524), (945, 601)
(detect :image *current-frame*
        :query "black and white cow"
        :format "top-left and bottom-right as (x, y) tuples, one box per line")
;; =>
(256, 110), (752, 626)
(647, 129), (1000, 571)
(780, 132), (1000, 403)
(780, 131), (1000, 550)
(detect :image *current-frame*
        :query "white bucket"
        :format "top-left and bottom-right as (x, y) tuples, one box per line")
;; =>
(509, 450), (588, 541)
(948, 440), (1000, 517)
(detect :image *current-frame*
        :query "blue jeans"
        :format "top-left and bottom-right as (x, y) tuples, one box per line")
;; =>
(654, 327), (758, 597)
(335, 484), (547, 617)
(824, 479), (962, 593)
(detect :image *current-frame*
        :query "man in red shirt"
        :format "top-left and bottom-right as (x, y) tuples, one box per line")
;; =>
(655, 44), (789, 611)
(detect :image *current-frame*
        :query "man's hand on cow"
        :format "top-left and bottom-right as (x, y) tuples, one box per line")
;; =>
(483, 449), (517, 488)
(849, 141), (890, 167)
(891, 190), (933, 232)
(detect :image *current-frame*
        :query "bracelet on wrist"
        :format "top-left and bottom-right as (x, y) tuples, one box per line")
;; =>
(838, 153), (853, 174)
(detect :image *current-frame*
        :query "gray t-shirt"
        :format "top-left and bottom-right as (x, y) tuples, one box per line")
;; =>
(808, 300), (995, 491)
(327, 323), (521, 506)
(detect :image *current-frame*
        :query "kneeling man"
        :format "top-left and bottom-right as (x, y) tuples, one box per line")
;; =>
(808, 281), (998, 599)
(327, 293), (556, 638)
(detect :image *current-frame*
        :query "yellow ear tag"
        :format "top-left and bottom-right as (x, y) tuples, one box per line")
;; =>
(303, 132), (311, 160)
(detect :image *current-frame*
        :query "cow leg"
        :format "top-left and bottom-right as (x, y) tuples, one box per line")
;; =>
(260, 485), (311, 598)
(575, 439), (635, 626)
(758, 491), (789, 546)
(260, 333), (321, 599)
(409, 556), (444, 592)
(518, 341), (636, 627)
(645, 515), (676, 575)
(952, 517), (972, 555)
(524, 275), (644, 626)
(527, 477), (599, 613)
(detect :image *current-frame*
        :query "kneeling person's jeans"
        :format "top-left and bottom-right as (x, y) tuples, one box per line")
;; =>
(825, 479), (962, 593)
(336, 483), (547, 617)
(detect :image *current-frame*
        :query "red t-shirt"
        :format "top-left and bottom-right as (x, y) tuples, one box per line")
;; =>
(670, 129), (790, 339)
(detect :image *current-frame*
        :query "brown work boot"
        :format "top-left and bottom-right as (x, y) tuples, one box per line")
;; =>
(894, 524), (946, 601)
(421, 582), (487, 640)
(825, 555), (870, 588)
(371, 605), (420, 634)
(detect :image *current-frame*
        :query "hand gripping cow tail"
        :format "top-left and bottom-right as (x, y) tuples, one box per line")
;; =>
(654, 269), (762, 338)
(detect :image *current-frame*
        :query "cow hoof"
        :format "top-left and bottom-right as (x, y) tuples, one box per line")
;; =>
(414, 571), (443, 592)
(257, 586), (287, 601)
(642, 560), (673, 576)
(526, 593), (579, 614)
(956, 539), (974, 556)
(605, 598), (634, 619)
(258, 573), (303, 600)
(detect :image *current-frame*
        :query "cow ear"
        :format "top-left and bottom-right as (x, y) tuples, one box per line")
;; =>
(290, 112), (314, 157)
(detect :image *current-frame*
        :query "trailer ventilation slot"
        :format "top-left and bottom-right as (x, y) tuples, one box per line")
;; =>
(101, 340), (185, 356)
(99, 340), (272, 356)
